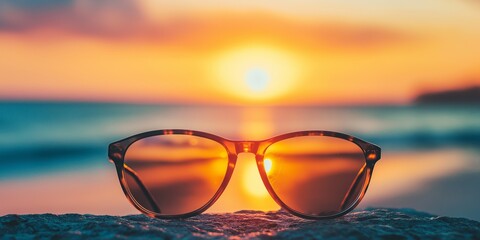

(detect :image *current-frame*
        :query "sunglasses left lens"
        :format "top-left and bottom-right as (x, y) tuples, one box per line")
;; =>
(123, 134), (229, 216)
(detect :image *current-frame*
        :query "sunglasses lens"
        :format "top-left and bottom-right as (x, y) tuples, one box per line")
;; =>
(263, 136), (367, 217)
(123, 135), (229, 215)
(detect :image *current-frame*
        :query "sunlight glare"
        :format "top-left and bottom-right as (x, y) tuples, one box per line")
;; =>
(212, 44), (301, 101)
(264, 158), (273, 173)
(245, 68), (270, 92)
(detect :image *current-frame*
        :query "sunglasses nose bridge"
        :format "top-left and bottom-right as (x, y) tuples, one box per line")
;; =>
(234, 141), (259, 154)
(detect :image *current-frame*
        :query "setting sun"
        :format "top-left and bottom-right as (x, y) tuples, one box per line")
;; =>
(245, 67), (270, 92)
(212, 44), (302, 102)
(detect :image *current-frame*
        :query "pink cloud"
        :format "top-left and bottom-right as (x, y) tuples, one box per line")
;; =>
(0, 0), (412, 49)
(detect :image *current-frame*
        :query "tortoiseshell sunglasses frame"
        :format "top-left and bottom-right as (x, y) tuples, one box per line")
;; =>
(108, 129), (381, 220)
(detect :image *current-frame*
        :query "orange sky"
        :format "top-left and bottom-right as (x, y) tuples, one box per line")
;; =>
(0, 0), (479, 105)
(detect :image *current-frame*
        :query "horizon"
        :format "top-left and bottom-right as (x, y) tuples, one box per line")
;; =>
(1, 84), (478, 106)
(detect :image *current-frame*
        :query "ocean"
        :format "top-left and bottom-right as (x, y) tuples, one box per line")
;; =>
(1, 101), (479, 220)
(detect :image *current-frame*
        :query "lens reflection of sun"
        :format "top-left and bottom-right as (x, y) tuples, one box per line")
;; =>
(264, 158), (273, 173)
(212, 44), (301, 101)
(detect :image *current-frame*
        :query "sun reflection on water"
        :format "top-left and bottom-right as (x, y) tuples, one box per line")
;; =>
(243, 159), (270, 197)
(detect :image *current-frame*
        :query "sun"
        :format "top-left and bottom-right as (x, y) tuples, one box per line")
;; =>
(245, 67), (270, 92)
(212, 44), (301, 102)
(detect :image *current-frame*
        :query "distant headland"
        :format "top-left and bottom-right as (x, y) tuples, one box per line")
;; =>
(414, 86), (480, 104)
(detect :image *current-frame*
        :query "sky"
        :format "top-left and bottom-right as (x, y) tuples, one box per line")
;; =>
(0, 0), (480, 105)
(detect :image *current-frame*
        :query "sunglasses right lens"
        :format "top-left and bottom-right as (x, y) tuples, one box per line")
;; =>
(263, 136), (367, 217)
(123, 134), (229, 216)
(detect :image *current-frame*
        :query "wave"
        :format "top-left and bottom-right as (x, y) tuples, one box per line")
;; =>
(0, 143), (105, 180)
(363, 130), (480, 149)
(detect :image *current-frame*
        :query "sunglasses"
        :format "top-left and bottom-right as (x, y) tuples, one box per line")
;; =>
(108, 129), (381, 219)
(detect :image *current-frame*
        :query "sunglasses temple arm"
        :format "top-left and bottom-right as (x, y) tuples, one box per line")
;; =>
(339, 164), (367, 210)
(124, 165), (162, 213)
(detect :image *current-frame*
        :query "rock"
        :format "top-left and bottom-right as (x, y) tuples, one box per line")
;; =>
(1, 208), (479, 239)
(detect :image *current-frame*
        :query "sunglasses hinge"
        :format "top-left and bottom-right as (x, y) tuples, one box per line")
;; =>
(365, 147), (381, 162)
(108, 143), (124, 163)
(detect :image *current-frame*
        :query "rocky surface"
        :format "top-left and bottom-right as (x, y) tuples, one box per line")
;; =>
(1, 208), (479, 239)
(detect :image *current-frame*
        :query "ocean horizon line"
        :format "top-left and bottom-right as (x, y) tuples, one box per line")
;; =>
(0, 98), (470, 108)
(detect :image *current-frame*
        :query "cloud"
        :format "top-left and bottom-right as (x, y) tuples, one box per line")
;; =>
(0, 0), (142, 36)
(312, 24), (408, 48)
(0, 0), (73, 10)
(0, 0), (411, 49)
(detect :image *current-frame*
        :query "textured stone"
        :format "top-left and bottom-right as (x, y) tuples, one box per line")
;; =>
(1, 209), (479, 239)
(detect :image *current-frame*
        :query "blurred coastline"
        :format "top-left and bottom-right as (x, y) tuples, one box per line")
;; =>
(1, 100), (479, 220)
(415, 86), (480, 105)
